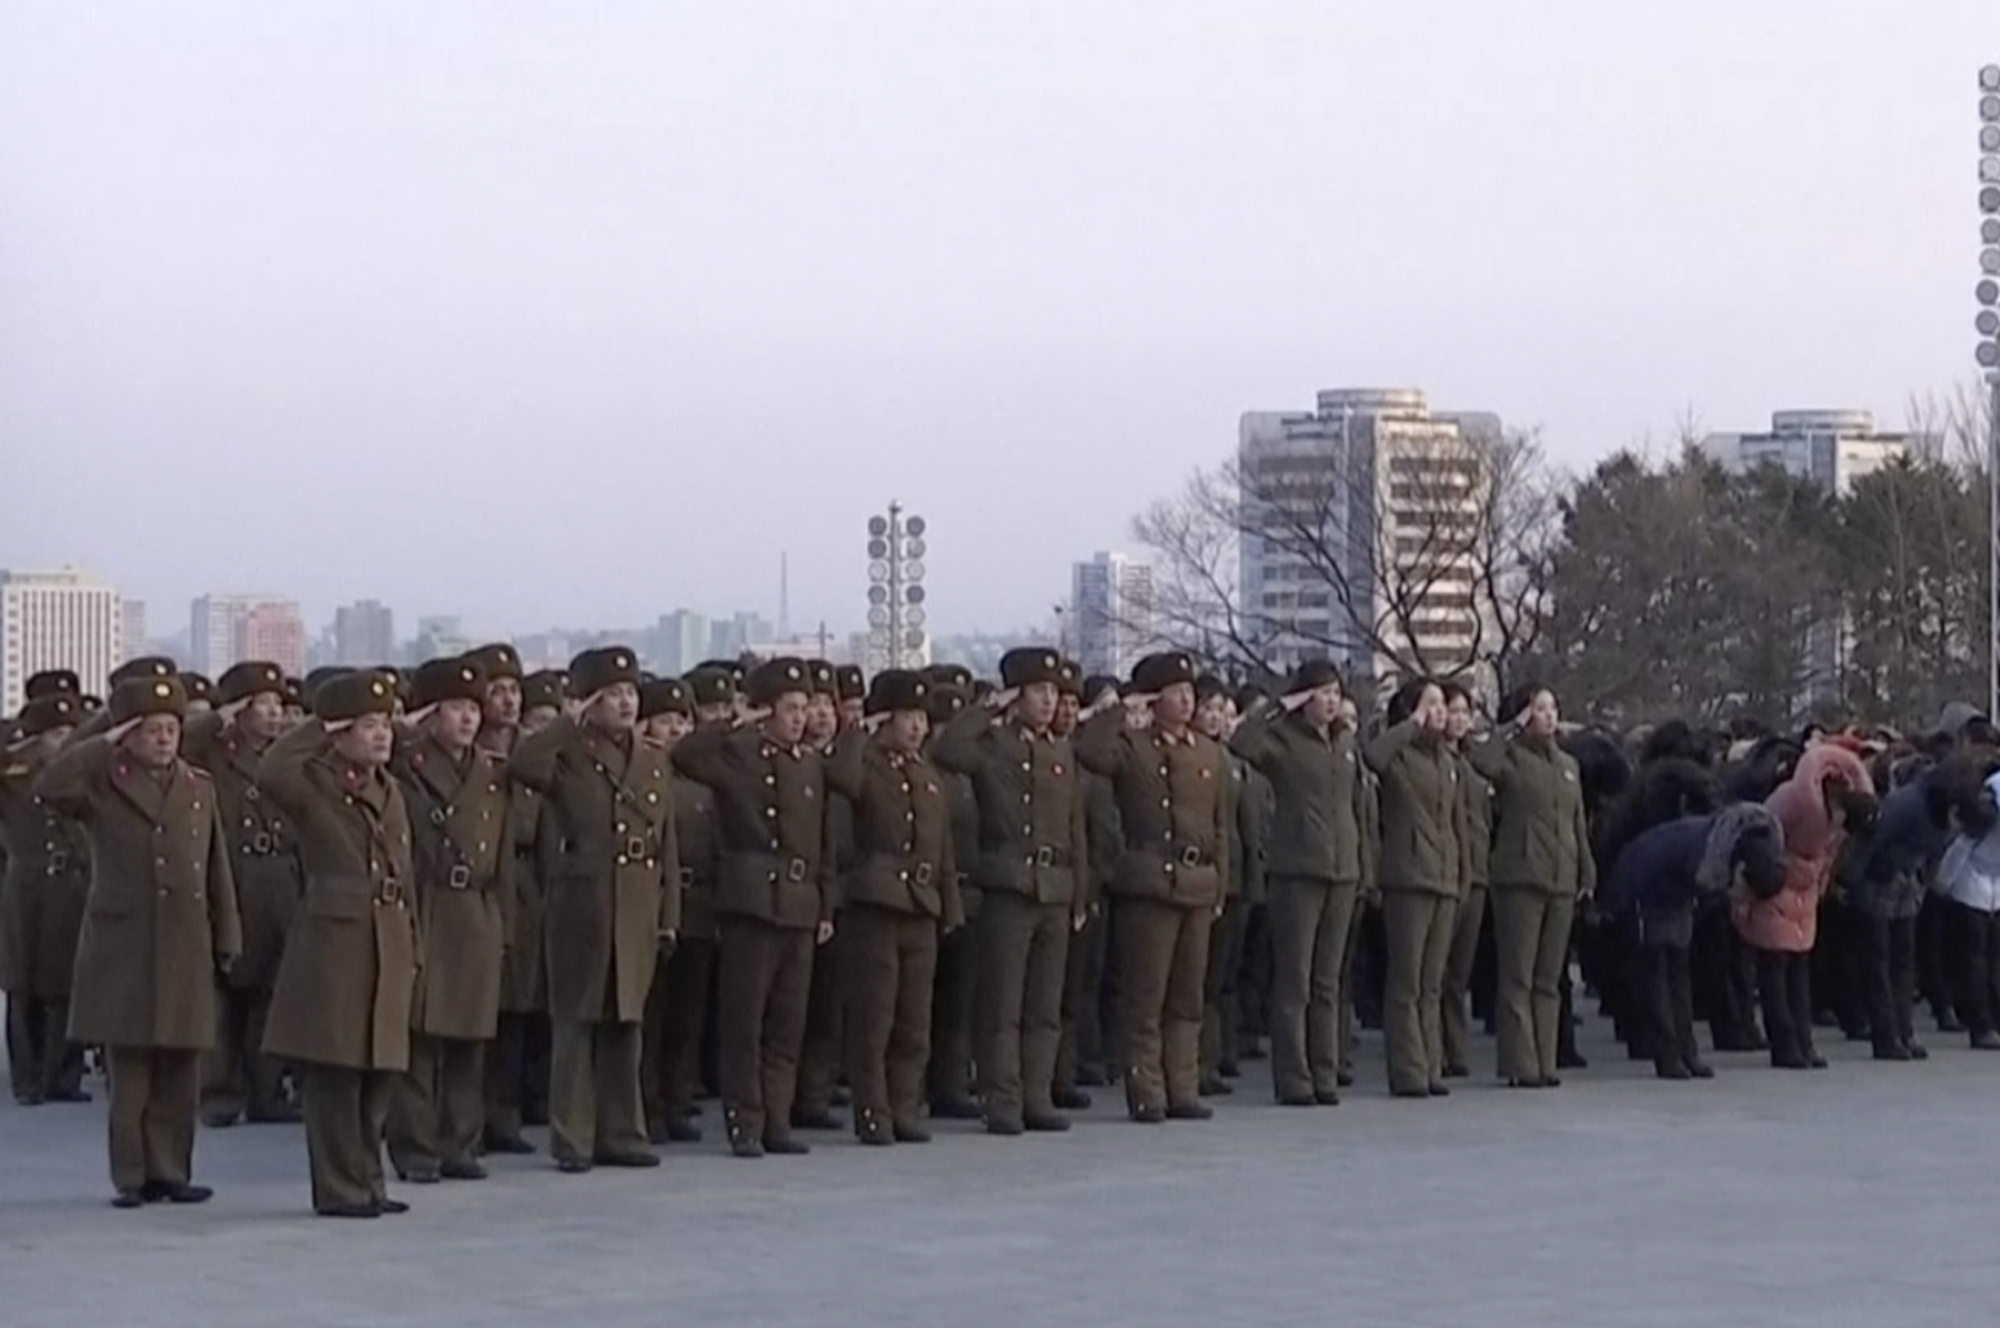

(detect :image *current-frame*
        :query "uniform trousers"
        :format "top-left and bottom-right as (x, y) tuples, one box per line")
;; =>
(1381, 891), (1456, 1094)
(1055, 905), (1108, 1091)
(298, 1063), (394, 1214)
(1441, 884), (1487, 1074)
(1266, 875), (1359, 1100)
(927, 915), (979, 1108)
(716, 916), (815, 1145)
(643, 935), (716, 1130)
(549, 1018), (646, 1164)
(1200, 894), (1249, 1085)
(1491, 887), (1575, 1084)
(842, 905), (938, 1133)
(1113, 897), (1213, 1114)
(202, 985), (288, 1123)
(976, 890), (1069, 1127)
(388, 1033), (486, 1176)
(6, 995), (80, 1101)
(795, 925), (845, 1120)
(484, 1010), (550, 1143)
(105, 1046), (200, 1194)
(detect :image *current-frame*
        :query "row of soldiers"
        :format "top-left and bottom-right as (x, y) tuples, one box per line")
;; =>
(6, 640), (1607, 1214)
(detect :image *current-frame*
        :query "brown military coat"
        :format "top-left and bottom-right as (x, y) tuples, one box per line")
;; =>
(824, 728), (963, 926)
(0, 750), (92, 998)
(480, 724), (547, 1014)
(181, 713), (303, 991)
(1075, 710), (1233, 910)
(506, 716), (680, 1024)
(1466, 732), (1593, 897)
(672, 773), (719, 942)
(256, 720), (420, 1071)
(34, 736), (243, 1049)
(929, 705), (1089, 909)
(394, 731), (513, 1040)
(1364, 719), (1465, 898)
(671, 719), (829, 931)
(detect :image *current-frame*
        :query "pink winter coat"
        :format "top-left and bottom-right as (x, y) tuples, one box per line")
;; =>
(1732, 744), (1875, 953)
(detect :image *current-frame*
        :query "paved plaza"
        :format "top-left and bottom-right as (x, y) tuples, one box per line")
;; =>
(2, 1018), (1993, 1328)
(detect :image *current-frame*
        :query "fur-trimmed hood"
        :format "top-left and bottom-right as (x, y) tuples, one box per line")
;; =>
(1696, 802), (1781, 897)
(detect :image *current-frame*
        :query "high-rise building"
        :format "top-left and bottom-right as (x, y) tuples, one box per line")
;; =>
(708, 611), (774, 661)
(120, 599), (148, 664)
(411, 615), (472, 663)
(1072, 552), (1154, 681)
(1239, 388), (1492, 686)
(235, 602), (308, 676)
(1, 568), (124, 714)
(656, 610), (710, 675)
(189, 594), (301, 676)
(332, 599), (396, 665)
(1701, 409), (1919, 495)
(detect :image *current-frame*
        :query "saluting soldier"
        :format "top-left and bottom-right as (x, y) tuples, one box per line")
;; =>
(671, 656), (830, 1158)
(922, 679), (985, 1119)
(180, 673), (215, 714)
(1, 684), (92, 1104)
(643, 674), (720, 1143)
(1076, 652), (1232, 1123)
(834, 664), (866, 731)
(36, 675), (242, 1207)
(1051, 661), (1109, 1109)
(505, 647), (679, 1173)
(793, 658), (848, 1131)
(182, 659), (302, 1126)
(257, 670), (421, 1218)
(1228, 660), (1371, 1106)
(823, 670), (962, 1144)
(386, 657), (513, 1182)
(930, 648), (1090, 1136)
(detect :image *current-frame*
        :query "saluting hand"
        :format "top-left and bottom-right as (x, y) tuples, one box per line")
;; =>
(987, 687), (1020, 713)
(106, 717), (144, 744)
(816, 919), (835, 945)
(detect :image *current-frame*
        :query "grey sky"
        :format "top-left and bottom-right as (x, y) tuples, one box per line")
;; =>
(2, 2), (1994, 641)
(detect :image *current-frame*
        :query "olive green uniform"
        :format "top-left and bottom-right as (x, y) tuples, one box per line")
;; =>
(0, 750), (92, 1102)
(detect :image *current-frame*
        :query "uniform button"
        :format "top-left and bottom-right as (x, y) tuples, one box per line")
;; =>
(1020, 762), (1031, 772)
(1164, 863), (1176, 873)
(616, 822), (627, 833)
(770, 840), (780, 851)
(899, 870), (909, 881)
(764, 775), (776, 786)
(158, 888), (168, 897)
(193, 891), (203, 901)
(765, 807), (777, 818)
(617, 856), (628, 866)
(1160, 798), (1171, 808)
(768, 871), (779, 883)
(1021, 794), (1031, 803)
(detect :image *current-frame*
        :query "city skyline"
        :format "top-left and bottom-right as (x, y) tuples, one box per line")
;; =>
(3, 6), (1994, 634)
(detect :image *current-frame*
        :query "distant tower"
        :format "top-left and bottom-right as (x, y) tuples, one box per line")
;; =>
(778, 551), (792, 642)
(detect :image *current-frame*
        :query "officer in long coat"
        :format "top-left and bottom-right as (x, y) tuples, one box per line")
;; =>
(1076, 652), (1232, 1123)
(505, 647), (680, 1172)
(386, 656), (512, 1182)
(671, 656), (829, 1158)
(823, 670), (963, 1144)
(1, 686), (92, 1105)
(36, 675), (242, 1207)
(639, 675), (718, 1144)
(181, 659), (302, 1125)
(257, 670), (421, 1218)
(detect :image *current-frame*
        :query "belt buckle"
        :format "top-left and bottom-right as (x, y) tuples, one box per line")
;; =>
(1180, 846), (1202, 868)
(251, 831), (273, 854)
(46, 851), (68, 874)
(447, 864), (472, 890)
(1033, 846), (1054, 868)
(625, 836), (648, 860)
(431, 808), (448, 827)
(678, 867), (695, 887)
(914, 861), (934, 886)
(378, 878), (403, 905)
(785, 857), (808, 884)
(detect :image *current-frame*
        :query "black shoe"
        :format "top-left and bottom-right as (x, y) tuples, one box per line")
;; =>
(1907, 1042), (1930, 1061)
(112, 1189), (145, 1209)
(665, 1117), (704, 1143)
(893, 1120), (932, 1144)
(555, 1158), (593, 1174)
(1971, 1030), (2000, 1050)
(13, 1090), (45, 1107)
(856, 1113), (894, 1147)
(1442, 1064), (1470, 1079)
(46, 1086), (92, 1104)
(1391, 1086), (1431, 1100)
(1075, 1066), (1108, 1088)
(484, 1133), (536, 1155)
(377, 1198), (410, 1215)
(1873, 1043), (1913, 1062)
(1557, 1050), (1588, 1070)
(1506, 1076), (1538, 1089)
(400, 1167), (441, 1185)
(791, 1107), (841, 1131)
(1130, 1103), (1166, 1123)
(1538, 1075), (1562, 1089)
(201, 1111), (241, 1129)
(1313, 1089), (1342, 1106)
(1166, 1102), (1214, 1120)
(317, 1202), (380, 1219)
(1024, 1112), (1072, 1133)
(1806, 1052), (1828, 1070)
(1686, 1059), (1715, 1079)
(763, 1134), (811, 1156)
(930, 1096), (983, 1120)
(1217, 1061), (1241, 1080)
(646, 1118), (670, 1146)
(1655, 1061), (1692, 1081)
(1051, 1086), (1092, 1111)
(1427, 1083), (1451, 1097)
(1197, 1077), (1233, 1097)
(440, 1159), (488, 1180)
(1771, 1052), (1812, 1070)
(1336, 1069), (1355, 1089)
(985, 1116), (1025, 1137)
(595, 1149), (661, 1168)
(1276, 1091), (1317, 1107)
(246, 1105), (303, 1124)
(1939, 1008), (1966, 1034)
(729, 1136), (765, 1159)
(147, 1182), (212, 1204)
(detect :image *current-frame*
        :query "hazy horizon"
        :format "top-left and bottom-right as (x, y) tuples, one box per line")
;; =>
(5, 2), (1997, 640)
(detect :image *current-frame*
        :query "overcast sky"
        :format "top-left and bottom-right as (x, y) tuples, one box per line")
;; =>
(2, 2), (1995, 641)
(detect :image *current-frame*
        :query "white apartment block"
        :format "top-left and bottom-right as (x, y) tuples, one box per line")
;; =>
(1239, 388), (1492, 688)
(1072, 551), (1154, 681)
(1701, 409), (1918, 495)
(1, 568), (125, 715)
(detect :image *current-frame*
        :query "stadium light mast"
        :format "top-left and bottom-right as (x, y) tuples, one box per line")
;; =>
(1979, 64), (2000, 711)
(866, 503), (928, 671)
